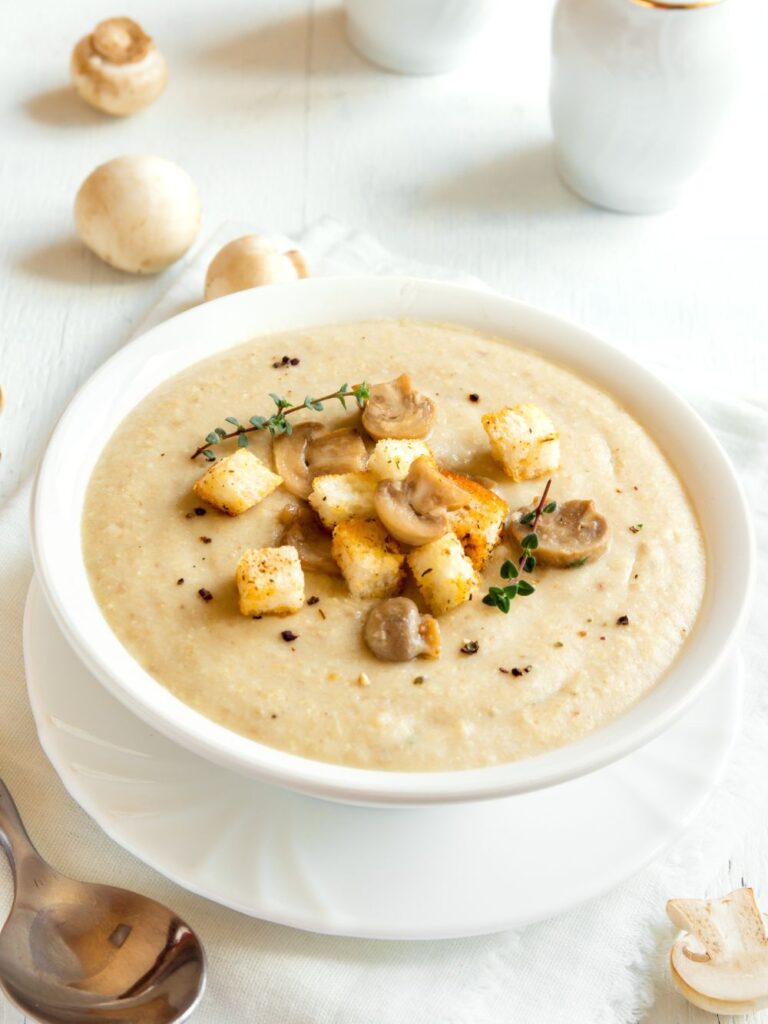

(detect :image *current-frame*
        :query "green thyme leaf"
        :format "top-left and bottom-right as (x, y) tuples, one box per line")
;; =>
(544, 501), (557, 514)
(520, 511), (536, 525)
(517, 580), (535, 596)
(524, 555), (536, 573)
(567, 556), (588, 568)
(237, 433), (249, 448)
(193, 380), (373, 460)
(522, 533), (539, 550)
(500, 560), (519, 580)
(202, 449), (216, 461)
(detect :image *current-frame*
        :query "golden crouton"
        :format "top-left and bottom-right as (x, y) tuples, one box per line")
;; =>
(308, 471), (377, 529)
(444, 472), (509, 570)
(331, 520), (406, 599)
(481, 403), (560, 482)
(193, 448), (282, 516)
(235, 546), (305, 617)
(407, 533), (478, 616)
(367, 439), (434, 481)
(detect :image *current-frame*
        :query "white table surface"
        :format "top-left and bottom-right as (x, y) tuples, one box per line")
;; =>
(1, 1), (767, 1021)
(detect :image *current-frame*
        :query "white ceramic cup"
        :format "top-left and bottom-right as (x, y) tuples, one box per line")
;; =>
(550, 0), (737, 213)
(345, 0), (499, 75)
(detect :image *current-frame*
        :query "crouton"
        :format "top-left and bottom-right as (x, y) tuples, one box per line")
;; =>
(407, 533), (478, 616)
(308, 471), (377, 529)
(444, 472), (509, 570)
(193, 448), (282, 516)
(235, 546), (304, 617)
(331, 520), (406, 599)
(481, 404), (560, 481)
(367, 439), (434, 481)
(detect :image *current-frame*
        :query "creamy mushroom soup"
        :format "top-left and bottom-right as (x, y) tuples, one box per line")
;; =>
(82, 320), (706, 771)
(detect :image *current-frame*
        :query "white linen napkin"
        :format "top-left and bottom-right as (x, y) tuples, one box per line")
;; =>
(1, 218), (766, 1024)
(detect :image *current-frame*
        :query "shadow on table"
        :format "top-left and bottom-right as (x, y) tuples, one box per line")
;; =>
(428, 143), (590, 216)
(17, 237), (130, 286)
(23, 86), (109, 128)
(196, 6), (370, 78)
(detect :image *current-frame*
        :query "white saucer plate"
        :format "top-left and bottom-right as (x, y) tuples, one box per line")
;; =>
(24, 578), (741, 940)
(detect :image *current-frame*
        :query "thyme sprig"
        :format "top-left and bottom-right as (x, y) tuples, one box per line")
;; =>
(483, 479), (555, 613)
(191, 382), (371, 461)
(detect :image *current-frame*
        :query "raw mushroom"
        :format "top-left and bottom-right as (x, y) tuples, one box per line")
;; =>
(305, 429), (367, 478)
(362, 374), (436, 440)
(667, 888), (768, 1015)
(364, 597), (441, 662)
(74, 155), (200, 274)
(374, 456), (469, 546)
(273, 422), (326, 499)
(71, 17), (167, 116)
(508, 499), (609, 568)
(278, 503), (340, 576)
(204, 235), (309, 301)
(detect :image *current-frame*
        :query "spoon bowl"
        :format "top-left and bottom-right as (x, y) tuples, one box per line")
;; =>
(0, 779), (205, 1023)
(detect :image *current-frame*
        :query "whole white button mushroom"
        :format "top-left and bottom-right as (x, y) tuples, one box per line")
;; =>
(71, 17), (167, 116)
(204, 235), (309, 301)
(74, 155), (201, 274)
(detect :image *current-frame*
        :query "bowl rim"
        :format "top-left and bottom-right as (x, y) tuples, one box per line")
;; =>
(31, 275), (755, 805)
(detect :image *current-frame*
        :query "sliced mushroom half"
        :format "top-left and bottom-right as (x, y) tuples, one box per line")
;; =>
(273, 422), (325, 499)
(362, 374), (436, 440)
(278, 503), (340, 576)
(508, 499), (609, 568)
(364, 597), (441, 662)
(374, 456), (470, 546)
(305, 428), (367, 478)
(274, 423), (368, 498)
(668, 888), (768, 1015)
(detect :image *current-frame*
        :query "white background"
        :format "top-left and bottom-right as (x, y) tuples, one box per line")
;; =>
(1, 1), (767, 1021)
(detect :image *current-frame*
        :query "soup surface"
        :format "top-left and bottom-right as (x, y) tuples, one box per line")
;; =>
(82, 319), (705, 771)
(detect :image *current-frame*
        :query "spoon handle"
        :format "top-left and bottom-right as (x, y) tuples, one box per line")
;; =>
(0, 777), (43, 882)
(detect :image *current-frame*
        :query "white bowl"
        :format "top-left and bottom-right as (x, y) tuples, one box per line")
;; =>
(31, 277), (754, 806)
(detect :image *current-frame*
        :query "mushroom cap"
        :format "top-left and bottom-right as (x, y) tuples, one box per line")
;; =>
(275, 424), (367, 499)
(374, 457), (470, 547)
(279, 503), (340, 576)
(74, 155), (200, 274)
(204, 235), (309, 301)
(364, 597), (441, 662)
(306, 429), (367, 478)
(508, 498), (610, 568)
(668, 890), (768, 1014)
(70, 18), (167, 116)
(362, 374), (436, 440)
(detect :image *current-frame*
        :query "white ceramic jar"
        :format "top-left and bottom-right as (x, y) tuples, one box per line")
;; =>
(550, 0), (737, 213)
(344, 0), (499, 75)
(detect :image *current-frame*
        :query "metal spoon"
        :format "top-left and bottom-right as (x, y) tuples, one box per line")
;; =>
(0, 777), (206, 1023)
